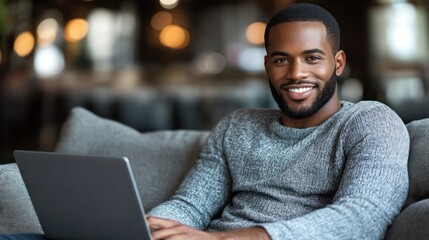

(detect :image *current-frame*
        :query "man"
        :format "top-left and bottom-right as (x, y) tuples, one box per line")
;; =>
(1, 3), (409, 240)
(147, 3), (410, 240)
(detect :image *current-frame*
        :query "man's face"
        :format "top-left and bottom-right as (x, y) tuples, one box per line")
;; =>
(265, 21), (345, 121)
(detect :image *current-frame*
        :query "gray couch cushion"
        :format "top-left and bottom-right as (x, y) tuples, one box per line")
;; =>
(385, 118), (429, 240)
(385, 199), (429, 240)
(404, 118), (429, 207)
(0, 163), (43, 234)
(55, 107), (209, 211)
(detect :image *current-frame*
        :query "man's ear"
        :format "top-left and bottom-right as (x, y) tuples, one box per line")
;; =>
(334, 50), (346, 76)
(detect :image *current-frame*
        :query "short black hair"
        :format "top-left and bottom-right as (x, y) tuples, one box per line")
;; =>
(264, 3), (340, 53)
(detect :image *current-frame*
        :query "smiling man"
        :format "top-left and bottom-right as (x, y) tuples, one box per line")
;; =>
(265, 12), (344, 128)
(0, 3), (410, 240)
(147, 3), (410, 240)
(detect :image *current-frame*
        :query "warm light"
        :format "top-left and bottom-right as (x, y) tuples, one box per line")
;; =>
(0, 50), (2, 64)
(65, 18), (89, 42)
(159, 25), (190, 49)
(37, 18), (59, 46)
(246, 22), (266, 45)
(151, 11), (172, 30)
(14, 31), (35, 57)
(160, 0), (179, 9)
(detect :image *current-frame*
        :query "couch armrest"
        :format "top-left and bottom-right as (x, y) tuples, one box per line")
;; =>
(0, 163), (43, 234)
(404, 118), (429, 207)
(385, 199), (429, 240)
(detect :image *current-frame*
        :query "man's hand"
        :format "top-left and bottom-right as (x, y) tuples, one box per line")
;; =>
(147, 216), (270, 240)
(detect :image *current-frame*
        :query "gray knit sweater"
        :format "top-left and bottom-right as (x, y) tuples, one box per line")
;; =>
(149, 101), (410, 240)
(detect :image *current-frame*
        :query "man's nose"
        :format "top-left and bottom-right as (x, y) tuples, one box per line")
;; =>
(286, 60), (308, 80)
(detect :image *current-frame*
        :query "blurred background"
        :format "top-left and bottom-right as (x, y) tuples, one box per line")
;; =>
(1, 0), (429, 163)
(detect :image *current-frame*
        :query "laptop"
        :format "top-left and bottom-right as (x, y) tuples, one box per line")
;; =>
(13, 150), (152, 240)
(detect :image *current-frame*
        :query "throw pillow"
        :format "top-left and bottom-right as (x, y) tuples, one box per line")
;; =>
(55, 107), (209, 211)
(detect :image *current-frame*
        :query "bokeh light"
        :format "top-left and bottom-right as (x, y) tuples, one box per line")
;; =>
(13, 31), (35, 57)
(34, 45), (65, 78)
(160, 0), (179, 9)
(386, 3), (417, 61)
(151, 11), (173, 30)
(37, 18), (59, 46)
(159, 25), (190, 49)
(192, 52), (226, 76)
(340, 78), (363, 103)
(246, 22), (266, 45)
(237, 47), (265, 72)
(87, 9), (116, 70)
(65, 18), (89, 42)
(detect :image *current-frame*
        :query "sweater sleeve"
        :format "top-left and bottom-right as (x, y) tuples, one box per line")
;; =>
(148, 113), (233, 230)
(260, 104), (410, 240)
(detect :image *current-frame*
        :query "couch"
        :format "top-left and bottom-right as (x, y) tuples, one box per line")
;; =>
(0, 107), (428, 239)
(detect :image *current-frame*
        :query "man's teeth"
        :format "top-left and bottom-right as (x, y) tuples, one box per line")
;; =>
(288, 87), (313, 93)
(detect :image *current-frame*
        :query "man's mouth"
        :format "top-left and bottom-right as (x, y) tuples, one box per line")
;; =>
(288, 87), (314, 93)
(282, 84), (317, 101)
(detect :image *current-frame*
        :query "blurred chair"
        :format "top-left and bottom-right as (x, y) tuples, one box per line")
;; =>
(116, 88), (173, 132)
(167, 85), (204, 130)
(204, 79), (270, 127)
(390, 98), (429, 124)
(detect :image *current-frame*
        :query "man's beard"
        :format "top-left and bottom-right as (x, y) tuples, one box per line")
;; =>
(269, 70), (337, 120)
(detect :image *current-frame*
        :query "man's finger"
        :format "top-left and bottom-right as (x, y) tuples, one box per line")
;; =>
(150, 224), (192, 240)
(147, 216), (182, 230)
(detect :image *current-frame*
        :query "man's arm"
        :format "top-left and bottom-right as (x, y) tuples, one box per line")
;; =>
(259, 104), (410, 240)
(148, 113), (235, 230)
(148, 216), (270, 240)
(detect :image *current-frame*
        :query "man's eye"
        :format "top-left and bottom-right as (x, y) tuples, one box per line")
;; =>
(307, 56), (321, 61)
(273, 58), (288, 64)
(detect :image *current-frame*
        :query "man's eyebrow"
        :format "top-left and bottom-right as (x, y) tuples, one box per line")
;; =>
(303, 48), (326, 55)
(269, 48), (326, 58)
(269, 51), (289, 58)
